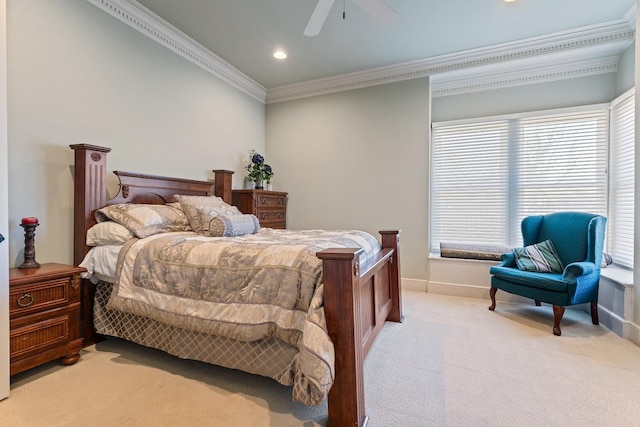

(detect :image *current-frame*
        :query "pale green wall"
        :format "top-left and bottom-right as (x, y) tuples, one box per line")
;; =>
(432, 73), (617, 123)
(617, 41), (635, 96)
(6, 0), (265, 267)
(266, 78), (431, 280)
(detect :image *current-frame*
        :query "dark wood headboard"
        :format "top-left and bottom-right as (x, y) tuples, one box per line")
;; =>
(70, 144), (233, 266)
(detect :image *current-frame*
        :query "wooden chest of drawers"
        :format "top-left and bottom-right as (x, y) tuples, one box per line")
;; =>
(232, 189), (288, 229)
(9, 263), (86, 375)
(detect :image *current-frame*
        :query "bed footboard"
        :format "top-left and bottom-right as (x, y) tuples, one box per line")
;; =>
(317, 230), (402, 427)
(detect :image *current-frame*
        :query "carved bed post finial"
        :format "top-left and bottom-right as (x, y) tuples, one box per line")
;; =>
(70, 144), (111, 266)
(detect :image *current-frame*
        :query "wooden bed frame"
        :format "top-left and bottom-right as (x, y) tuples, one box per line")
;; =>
(70, 143), (403, 427)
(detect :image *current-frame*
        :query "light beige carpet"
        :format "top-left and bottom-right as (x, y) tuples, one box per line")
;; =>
(3, 291), (640, 426)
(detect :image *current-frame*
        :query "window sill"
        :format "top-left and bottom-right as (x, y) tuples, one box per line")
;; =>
(429, 253), (499, 264)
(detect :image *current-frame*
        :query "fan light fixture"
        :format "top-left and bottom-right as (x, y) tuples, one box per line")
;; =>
(304, 0), (398, 37)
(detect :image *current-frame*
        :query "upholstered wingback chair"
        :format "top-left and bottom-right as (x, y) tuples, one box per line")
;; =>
(489, 212), (607, 336)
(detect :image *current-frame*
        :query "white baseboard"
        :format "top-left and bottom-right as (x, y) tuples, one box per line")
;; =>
(623, 319), (640, 345)
(598, 303), (628, 337)
(428, 281), (488, 299)
(426, 280), (532, 304)
(401, 278), (427, 292)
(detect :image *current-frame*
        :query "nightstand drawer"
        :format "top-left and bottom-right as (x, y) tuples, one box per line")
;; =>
(256, 194), (287, 208)
(10, 313), (73, 360)
(10, 277), (73, 316)
(9, 263), (85, 375)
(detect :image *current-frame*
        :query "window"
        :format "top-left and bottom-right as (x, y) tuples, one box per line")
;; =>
(608, 89), (635, 268)
(431, 106), (609, 253)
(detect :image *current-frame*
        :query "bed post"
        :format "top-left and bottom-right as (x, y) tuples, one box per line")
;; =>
(70, 144), (111, 346)
(318, 230), (402, 426)
(380, 230), (403, 322)
(70, 144), (111, 266)
(212, 169), (234, 205)
(317, 248), (367, 427)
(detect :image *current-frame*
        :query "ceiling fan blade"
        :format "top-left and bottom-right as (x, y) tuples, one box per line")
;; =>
(352, 0), (398, 26)
(304, 0), (335, 37)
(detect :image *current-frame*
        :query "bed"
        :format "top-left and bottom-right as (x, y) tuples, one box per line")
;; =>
(70, 144), (403, 427)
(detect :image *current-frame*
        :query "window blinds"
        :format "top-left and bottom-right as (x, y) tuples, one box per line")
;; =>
(431, 107), (608, 253)
(430, 120), (510, 252)
(608, 90), (635, 268)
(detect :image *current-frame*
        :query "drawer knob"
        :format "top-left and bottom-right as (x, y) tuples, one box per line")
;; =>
(277, 213), (282, 219)
(261, 198), (267, 204)
(262, 213), (266, 219)
(277, 198), (282, 205)
(17, 293), (34, 308)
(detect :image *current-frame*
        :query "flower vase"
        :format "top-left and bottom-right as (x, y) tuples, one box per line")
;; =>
(255, 177), (264, 190)
(244, 177), (254, 189)
(266, 183), (273, 191)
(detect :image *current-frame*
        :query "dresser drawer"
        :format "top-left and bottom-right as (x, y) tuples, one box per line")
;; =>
(256, 194), (287, 209)
(10, 312), (75, 360)
(233, 189), (288, 229)
(257, 209), (286, 225)
(10, 277), (75, 316)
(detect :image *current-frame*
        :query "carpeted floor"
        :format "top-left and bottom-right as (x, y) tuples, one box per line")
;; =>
(3, 290), (640, 426)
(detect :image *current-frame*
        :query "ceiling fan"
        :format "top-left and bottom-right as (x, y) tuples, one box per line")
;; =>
(304, 0), (399, 37)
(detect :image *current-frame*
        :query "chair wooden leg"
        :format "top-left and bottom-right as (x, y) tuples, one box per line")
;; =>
(590, 301), (599, 325)
(534, 300), (541, 306)
(489, 287), (497, 311)
(552, 305), (565, 336)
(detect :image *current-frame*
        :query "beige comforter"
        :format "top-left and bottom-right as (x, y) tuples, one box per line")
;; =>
(108, 228), (380, 405)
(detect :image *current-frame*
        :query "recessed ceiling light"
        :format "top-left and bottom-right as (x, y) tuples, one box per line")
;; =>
(504, 0), (516, 2)
(273, 50), (287, 60)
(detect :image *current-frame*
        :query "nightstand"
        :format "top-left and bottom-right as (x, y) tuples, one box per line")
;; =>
(232, 189), (288, 229)
(9, 263), (86, 375)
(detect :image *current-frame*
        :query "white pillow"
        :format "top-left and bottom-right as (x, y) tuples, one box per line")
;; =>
(86, 221), (134, 246)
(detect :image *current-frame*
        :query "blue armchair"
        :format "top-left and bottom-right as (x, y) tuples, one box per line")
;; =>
(489, 212), (607, 336)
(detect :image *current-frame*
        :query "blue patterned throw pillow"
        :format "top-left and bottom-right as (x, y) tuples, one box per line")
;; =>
(513, 239), (564, 273)
(208, 214), (260, 237)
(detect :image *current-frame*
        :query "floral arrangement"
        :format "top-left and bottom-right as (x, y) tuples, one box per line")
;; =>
(246, 149), (274, 185)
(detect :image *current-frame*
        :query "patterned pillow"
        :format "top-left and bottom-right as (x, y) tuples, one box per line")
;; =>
(95, 203), (191, 238)
(175, 195), (241, 234)
(207, 214), (260, 237)
(513, 240), (564, 273)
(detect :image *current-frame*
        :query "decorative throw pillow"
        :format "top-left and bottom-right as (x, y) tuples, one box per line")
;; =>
(86, 221), (134, 246)
(513, 240), (564, 273)
(175, 195), (241, 234)
(207, 214), (260, 237)
(95, 203), (191, 238)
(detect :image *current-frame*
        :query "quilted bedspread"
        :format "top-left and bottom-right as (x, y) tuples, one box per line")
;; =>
(108, 228), (380, 405)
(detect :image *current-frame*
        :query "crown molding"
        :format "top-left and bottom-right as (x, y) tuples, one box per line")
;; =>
(86, 0), (634, 105)
(266, 18), (634, 103)
(624, 4), (637, 30)
(85, 0), (267, 103)
(431, 55), (620, 97)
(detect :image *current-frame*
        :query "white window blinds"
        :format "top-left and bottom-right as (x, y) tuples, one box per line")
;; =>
(431, 106), (609, 253)
(608, 90), (635, 268)
(430, 120), (510, 252)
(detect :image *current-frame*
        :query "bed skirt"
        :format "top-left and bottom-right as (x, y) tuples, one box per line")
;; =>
(93, 281), (308, 399)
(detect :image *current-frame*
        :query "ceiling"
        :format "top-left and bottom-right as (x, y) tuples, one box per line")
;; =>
(95, 0), (636, 101)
